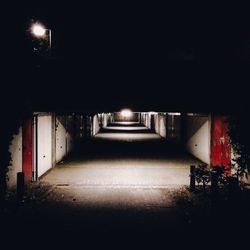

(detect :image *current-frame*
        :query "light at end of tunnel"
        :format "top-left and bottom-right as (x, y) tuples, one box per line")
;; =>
(121, 109), (133, 118)
(168, 112), (181, 116)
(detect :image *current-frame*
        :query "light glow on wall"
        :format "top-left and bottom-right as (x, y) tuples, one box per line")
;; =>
(168, 112), (181, 116)
(148, 112), (157, 115)
(120, 109), (133, 118)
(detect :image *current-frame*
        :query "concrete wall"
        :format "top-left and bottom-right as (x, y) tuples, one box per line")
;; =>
(154, 113), (167, 138)
(186, 114), (211, 164)
(103, 114), (108, 128)
(8, 127), (22, 188)
(74, 114), (100, 139)
(7, 113), (76, 186)
(141, 113), (145, 126)
(56, 116), (74, 163)
(152, 112), (210, 163)
(154, 114), (159, 133)
(93, 114), (100, 136)
(37, 115), (52, 178)
(146, 114), (151, 128)
(56, 116), (67, 163)
(36, 113), (74, 178)
(113, 112), (139, 122)
(167, 114), (181, 142)
(75, 115), (85, 139)
(65, 116), (74, 154)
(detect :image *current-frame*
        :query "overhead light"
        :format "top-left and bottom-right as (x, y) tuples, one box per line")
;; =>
(148, 112), (157, 115)
(168, 112), (181, 116)
(120, 109), (132, 118)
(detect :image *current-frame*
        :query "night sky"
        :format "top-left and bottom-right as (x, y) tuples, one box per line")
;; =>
(3, 4), (250, 113)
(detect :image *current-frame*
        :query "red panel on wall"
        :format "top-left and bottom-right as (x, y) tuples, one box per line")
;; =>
(211, 115), (231, 174)
(22, 117), (33, 182)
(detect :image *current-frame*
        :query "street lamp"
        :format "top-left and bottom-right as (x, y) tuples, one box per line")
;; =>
(31, 22), (51, 49)
(32, 23), (46, 37)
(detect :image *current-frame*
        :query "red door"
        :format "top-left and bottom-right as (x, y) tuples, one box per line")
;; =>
(211, 115), (231, 174)
(22, 117), (33, 182)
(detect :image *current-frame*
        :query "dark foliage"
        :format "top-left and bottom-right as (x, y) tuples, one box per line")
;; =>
(228, 114), (250, 180)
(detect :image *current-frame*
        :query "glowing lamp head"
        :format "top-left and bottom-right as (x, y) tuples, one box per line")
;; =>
(32, 23), (46, 37)
(121, 109), (132, 118)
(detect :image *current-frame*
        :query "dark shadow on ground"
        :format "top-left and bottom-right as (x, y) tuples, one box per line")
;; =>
(72, 139), (187, 160)
(72, 124), (188, 160)
(2, 187), (250, 249)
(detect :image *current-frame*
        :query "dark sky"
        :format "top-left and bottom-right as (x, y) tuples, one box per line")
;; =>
(3, 3), (250, 113)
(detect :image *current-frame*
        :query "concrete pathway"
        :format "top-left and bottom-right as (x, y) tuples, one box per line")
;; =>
(3, 124), (206, 249)
(41, 123), (201, 208)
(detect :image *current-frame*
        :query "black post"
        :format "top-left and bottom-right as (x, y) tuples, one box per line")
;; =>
(190, 165), (196, 191)
(16, 172), (24, 201)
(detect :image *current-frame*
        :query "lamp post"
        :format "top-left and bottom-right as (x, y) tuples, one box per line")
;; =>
(31, 22), (51, 49)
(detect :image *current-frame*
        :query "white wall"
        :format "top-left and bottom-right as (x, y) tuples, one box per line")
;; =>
(154, 114), (167, 138)
(167, 114), (181, 142)
(93, 114), (100, 136)
(56, 117), (67, 163)
(103, 114), (107, 128)
(56, 116), (74, 163)
(146, 114), (151, 128)
(7, 113), (76, 185)
(37, 115), (52, 178)
(186, 115), (211, 164)
(159, 115), (167, 138)
(8, 127), (22, 188)
(141, 113), (150, 128)
(154, 114), (159, 134)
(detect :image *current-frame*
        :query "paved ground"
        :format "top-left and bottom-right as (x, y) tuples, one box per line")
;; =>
(3, 123), (209, 249)
(43, 123), (201, 189)
(2, 123), (250, 249)
(42, 158), (195, 187)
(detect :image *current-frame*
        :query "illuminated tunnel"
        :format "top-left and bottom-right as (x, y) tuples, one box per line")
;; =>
(7, 111), (232, 188)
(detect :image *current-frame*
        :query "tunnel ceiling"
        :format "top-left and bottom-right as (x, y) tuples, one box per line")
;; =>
(4, 5), (250, 114)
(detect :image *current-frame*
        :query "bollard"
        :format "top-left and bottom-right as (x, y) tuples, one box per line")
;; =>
(211, 170), (219, 197)
(16, 172), (24, 201)
(190, 165), (196, 191)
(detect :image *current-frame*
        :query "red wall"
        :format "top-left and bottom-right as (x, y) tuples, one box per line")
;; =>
(211, 115), (231, 174)
(22, 117), (33, 182)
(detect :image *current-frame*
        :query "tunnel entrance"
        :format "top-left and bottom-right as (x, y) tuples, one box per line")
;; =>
(5, 110), (233, 245)
(32, 117), (201, 214)
(42, 119), (201, 190)
(8, 110), (231, 193)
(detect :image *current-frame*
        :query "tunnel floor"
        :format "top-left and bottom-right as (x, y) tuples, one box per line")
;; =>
(37, 123), (202, 230)
(42, 123), (201, 188)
